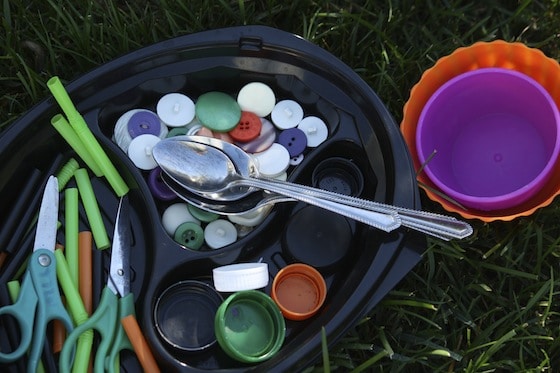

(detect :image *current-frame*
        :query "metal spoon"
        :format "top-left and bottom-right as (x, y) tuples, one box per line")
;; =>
(152, 139), (401, 232)
(163, 136), (473, 241)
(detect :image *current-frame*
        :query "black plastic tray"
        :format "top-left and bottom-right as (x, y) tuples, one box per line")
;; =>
(0, 26), (425, 372)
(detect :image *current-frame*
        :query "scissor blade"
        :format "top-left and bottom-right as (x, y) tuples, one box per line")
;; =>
(33, 175), (59, 252)
(107, 196), (131, 297)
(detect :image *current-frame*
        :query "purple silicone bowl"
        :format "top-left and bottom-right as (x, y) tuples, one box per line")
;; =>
(416, 67), (560, 211)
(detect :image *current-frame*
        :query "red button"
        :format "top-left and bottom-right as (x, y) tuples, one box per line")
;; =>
(228, 111), (262, 143)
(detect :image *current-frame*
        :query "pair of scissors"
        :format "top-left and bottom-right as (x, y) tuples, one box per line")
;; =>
(59, 196), (135, 373)
(0, 175), (74, 373)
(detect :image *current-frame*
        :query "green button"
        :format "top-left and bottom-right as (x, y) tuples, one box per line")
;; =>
(188, 204), (219, 223)
(195, 91), (241, 132)
(174, 221), (204, 250)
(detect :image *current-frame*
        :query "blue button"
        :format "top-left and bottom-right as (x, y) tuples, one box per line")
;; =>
(277, 128), (307, 157)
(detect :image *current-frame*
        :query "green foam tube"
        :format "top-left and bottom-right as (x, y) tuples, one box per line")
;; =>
(57, 158), (80, 190)
(74, 168), (110, 250)
(47, 76), (129, 197)
(65, 188), (79, 286)
(54, 249), (93, 373)
(51, 115), (103, 177)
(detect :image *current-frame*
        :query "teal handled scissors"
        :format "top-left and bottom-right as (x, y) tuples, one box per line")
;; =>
(60, 196), (135, 373)
(0, 175), (74, 373)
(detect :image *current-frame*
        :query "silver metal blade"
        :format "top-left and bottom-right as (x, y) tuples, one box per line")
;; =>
(33, 175), (59, 253)
(107, 196), (131, 297)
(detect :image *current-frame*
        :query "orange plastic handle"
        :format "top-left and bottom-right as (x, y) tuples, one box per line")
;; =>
(121, 315), (160, 373)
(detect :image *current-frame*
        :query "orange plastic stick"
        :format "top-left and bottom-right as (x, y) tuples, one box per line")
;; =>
(121, 315), (160, 373)
(78, 231), (93, 315)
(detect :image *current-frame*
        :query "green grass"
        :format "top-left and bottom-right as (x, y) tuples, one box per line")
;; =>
(2, 0), (560, 371)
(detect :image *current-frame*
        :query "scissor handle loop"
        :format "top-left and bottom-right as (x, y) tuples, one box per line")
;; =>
(60, 287), (119, 373)
(0, 250), (74, 373)
(0, 271), (37, 362)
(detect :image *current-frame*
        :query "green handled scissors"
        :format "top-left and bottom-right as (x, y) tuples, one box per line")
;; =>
(0, 175), (74, 373)
(60, 196), (135, 373)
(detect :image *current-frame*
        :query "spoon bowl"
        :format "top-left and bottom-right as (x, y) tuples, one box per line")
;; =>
(152, 139), (402, 232)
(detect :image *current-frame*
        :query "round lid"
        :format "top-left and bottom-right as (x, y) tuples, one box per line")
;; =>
(297, 116), (328, 147)
(214, 290), (285, 363)
(195, 91), (241, 132)
(127, 134), (160, 170)
(237, 82), (276, 117)
(154, 280), (223, 351)
(156, 92), (196, 127)
(213, 262), (269, 292)
(271, 263), (327, 320)
(204, 219), (238, 249)
(253, 143), (290, 178)
(271, 99), (304, 129)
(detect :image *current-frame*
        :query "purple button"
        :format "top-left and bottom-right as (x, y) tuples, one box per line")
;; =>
(277, 128), (307, 157)
(148, 167), (178, 201)
(128, 111), (162, 138)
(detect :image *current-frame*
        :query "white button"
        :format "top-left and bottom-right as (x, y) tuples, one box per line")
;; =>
(237, 82), (276, 117)
(212, 262), (269, 292)
(253, 143), (290, 178)
(161, 203), (200, 236)
(127, 134), (161, 170)
(271, 100), (304, 129)
(157, 93), (196, 127)
(228, 204), (273, 227)
(297, 116), (328, 147)
(204, 219), (237, 249)
(289, 153), (305, 166)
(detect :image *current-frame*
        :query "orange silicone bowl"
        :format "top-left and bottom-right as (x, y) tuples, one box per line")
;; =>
(401, 40), (560, 222)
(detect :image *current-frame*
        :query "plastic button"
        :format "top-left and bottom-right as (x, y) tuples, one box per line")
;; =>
(127, 134), (161, 170)
(204, 219), (237, 249)
(228, 111), (262, 143)
(128, 110), (162, 138)
(271, 100), (304, 129)
(195, 91), (241, 132)
(161, 203), (200, 236)
(187, 204), (219, 223)
(157, 93), (196, 127)
(174, 221), (204, 250)
(297, 116), (328, 147)
(289, 153), (304, 166)
(236, 118), (276, 153)
(253, 143), (290, 177)
(148, 167), (177, 201)
(113, 109), (144, 151)
(212, 262), (269, 292)
(277, 127), (307, 157)
(237, 82), (276, 117)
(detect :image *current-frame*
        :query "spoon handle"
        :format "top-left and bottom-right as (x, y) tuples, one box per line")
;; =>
(234, 177), (472, 241)
(235, 177), (402, 232)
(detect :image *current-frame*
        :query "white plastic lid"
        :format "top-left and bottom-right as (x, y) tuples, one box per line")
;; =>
(212, 262), (269, 292)
(127, 134), (161, 170)
(157, 92), (196, 127)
